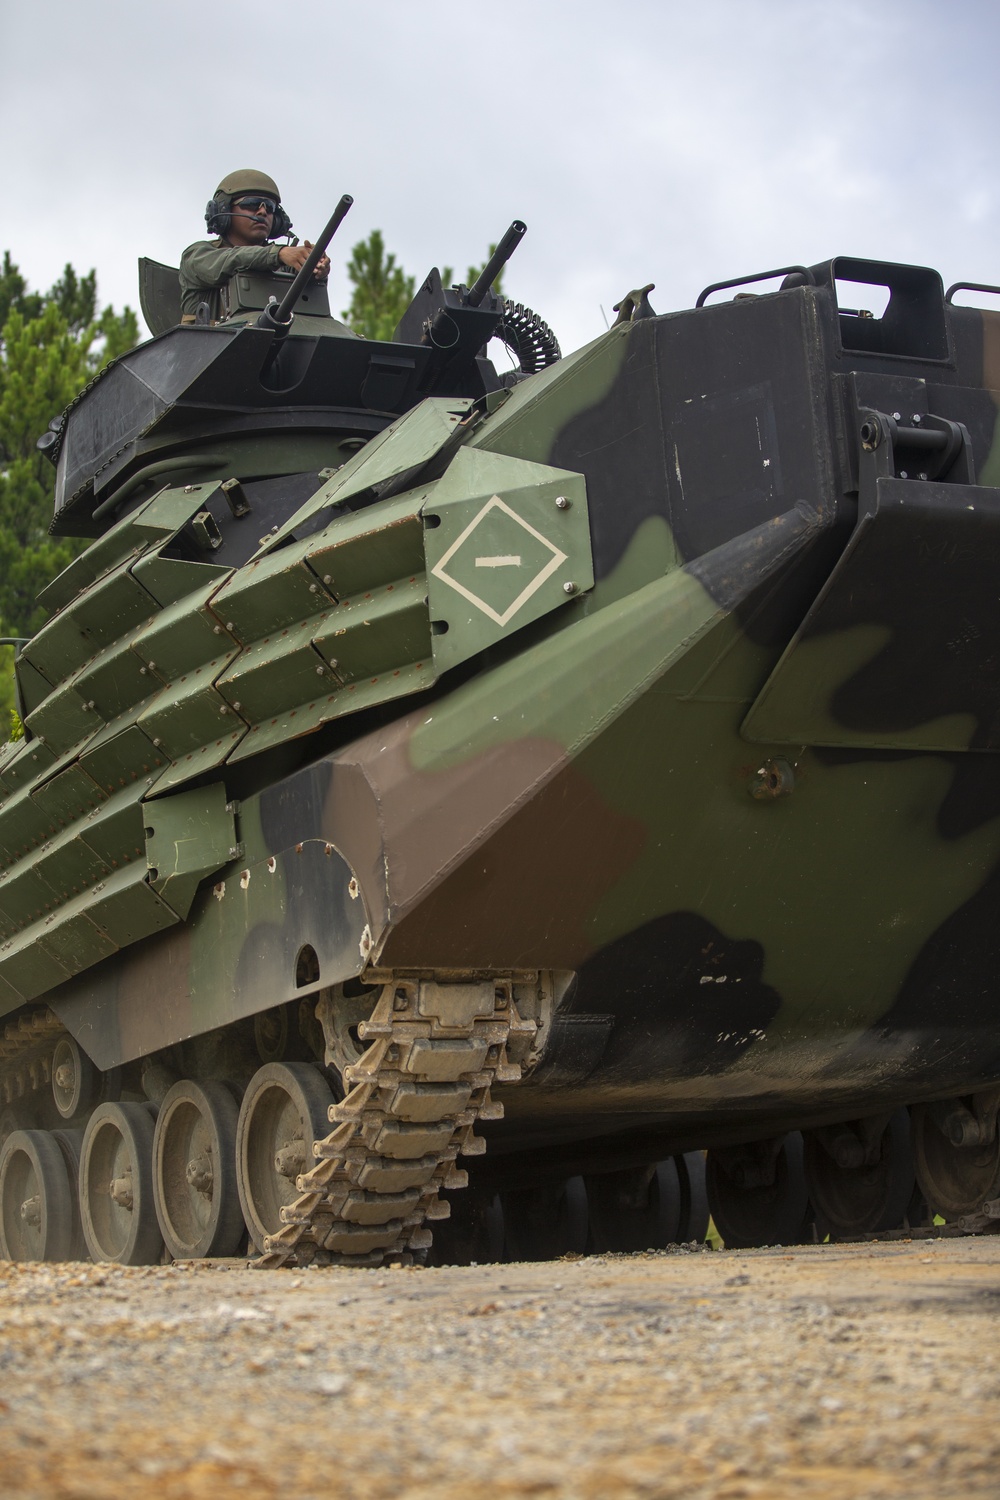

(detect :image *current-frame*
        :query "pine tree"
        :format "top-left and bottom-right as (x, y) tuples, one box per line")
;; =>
(342, 231), (416, 342)
(342, 234), (505, 341)
(0, 254), (137, 738)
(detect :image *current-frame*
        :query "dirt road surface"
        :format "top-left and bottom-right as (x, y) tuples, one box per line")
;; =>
(1, 1236), (998, 1499)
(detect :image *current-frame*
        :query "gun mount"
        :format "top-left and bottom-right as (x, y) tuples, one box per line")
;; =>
(48, 216), (557, 537)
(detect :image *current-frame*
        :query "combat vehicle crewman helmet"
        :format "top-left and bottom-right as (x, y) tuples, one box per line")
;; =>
(206, 169), (293, 239)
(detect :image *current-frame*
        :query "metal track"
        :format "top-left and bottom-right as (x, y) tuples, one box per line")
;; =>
(0, 1007), (67, 1110)
(260, 977), (533, 1268)
(0, 1007), (65, 1062)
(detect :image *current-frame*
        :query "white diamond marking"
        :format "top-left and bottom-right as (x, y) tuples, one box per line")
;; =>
(430, 495), (568, 627)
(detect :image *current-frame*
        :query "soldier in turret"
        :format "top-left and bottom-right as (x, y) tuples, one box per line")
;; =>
(179, 169), (330, 323)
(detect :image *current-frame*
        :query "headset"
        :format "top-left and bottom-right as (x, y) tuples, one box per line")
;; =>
(204, 193), (293, 241)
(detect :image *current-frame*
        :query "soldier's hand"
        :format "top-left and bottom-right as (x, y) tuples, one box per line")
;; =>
(302, 242), (331, 282)
(278, 245), (312, 272)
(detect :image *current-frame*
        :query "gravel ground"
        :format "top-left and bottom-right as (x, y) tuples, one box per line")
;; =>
(1, 1236), (998, 1499)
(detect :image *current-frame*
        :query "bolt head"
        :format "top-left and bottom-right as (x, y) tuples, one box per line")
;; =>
(555, 495), (570, 509)
(563, 581), (577, 595)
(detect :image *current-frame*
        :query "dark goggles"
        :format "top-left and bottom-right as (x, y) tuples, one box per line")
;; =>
(232, 196), (278, 216)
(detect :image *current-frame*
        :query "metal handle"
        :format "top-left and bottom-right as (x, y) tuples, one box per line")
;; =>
(945, 281), (1000, 305)
(696, 265), (815, 309)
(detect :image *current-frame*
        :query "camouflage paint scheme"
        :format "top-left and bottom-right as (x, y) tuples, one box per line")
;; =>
(5, 255), (1000, 1167)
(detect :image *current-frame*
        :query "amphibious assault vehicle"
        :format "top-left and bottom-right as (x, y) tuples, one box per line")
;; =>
(2, 203), (1000, 1266)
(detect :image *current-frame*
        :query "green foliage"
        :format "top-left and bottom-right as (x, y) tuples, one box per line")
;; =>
(343, 235), (505, 342)
(342, 230), (416, 342)
(0, 251), (43, 328)
(45, 263), (98, 334)
(0, 253), (138, 741)
(0, 646), (14, 729)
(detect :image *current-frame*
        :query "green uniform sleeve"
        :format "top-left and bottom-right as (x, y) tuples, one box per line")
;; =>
(180, 239), (282, 291)
(178, 240), (283, 318)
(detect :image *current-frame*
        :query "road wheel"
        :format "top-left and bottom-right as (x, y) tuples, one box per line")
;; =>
(51, 1036), (98, 1122)
(502, 1176), (588, 1261)
(707, 1133), (810, 1248)
(676, 1151), (711, 1243)
(0, 1105), (33, 1152)
(236, 1063), (335, 1253)
(428, 1190), (505, 1265)
(80, 1102), (163, 1265)
(0, 1129), (74, 1262)
(912, 1100), (1000, 1219)
(586, 1161), (682, 1252)
(51, 1128), (88, 1261)
(805, 1110), (915, 1237)
(154, 1080), (244, 1260)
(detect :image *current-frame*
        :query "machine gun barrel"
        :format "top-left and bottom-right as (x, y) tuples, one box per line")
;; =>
(465, 220), (526, 307)
(259, 194), (354, 331)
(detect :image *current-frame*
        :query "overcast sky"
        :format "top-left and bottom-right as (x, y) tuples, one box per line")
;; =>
(3, 0), (999, 353)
